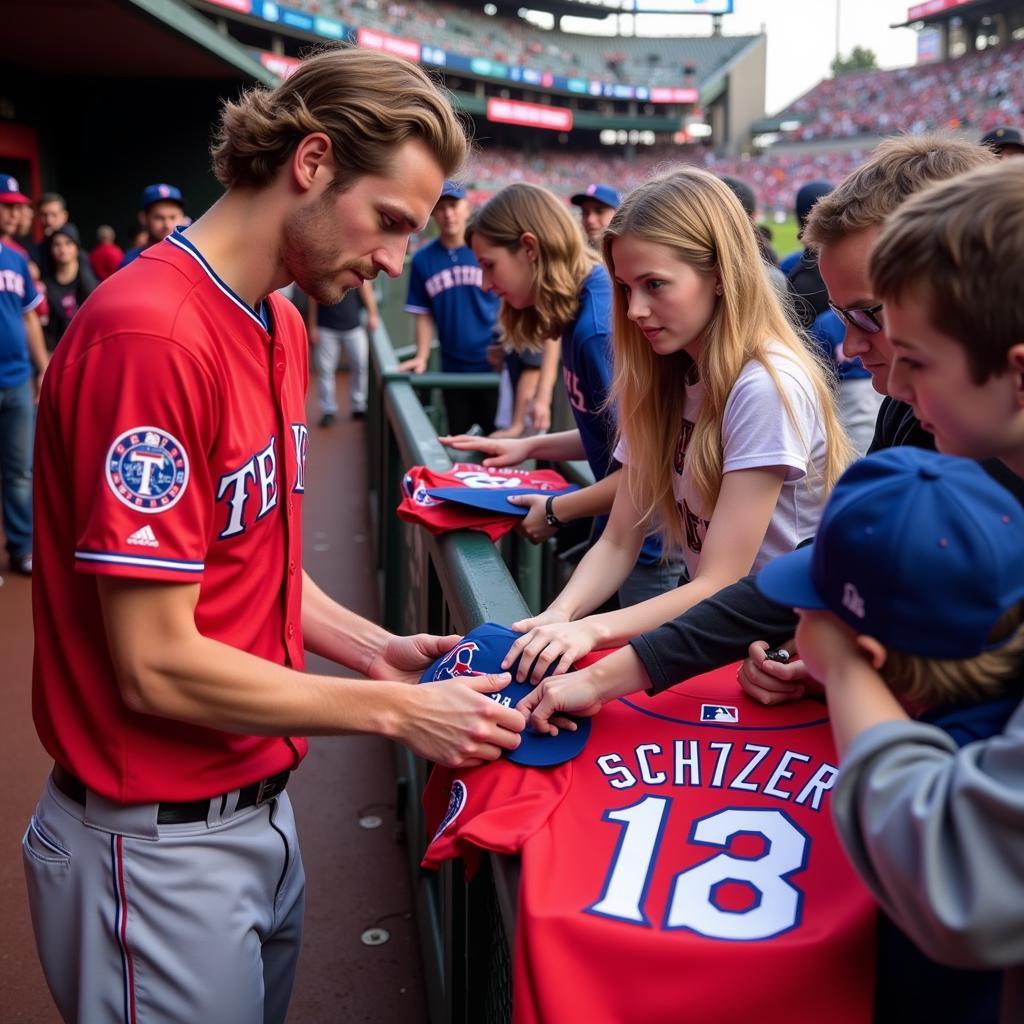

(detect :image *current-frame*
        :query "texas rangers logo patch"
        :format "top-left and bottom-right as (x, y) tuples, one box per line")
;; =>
(432, 780), (467, 842)
(106, 427), (189, 513)
(430, 641), (481, 680)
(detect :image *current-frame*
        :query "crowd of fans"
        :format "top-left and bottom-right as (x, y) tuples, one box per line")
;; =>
(778, 37), (1024, 141)
(465, 145), (870, 215)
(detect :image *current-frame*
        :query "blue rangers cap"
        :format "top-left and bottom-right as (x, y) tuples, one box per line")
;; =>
(140, 183), (184, 210)
(571, 183), (621, 210)
(757, 448), (1024, 659)
(420, 623), (592, 766)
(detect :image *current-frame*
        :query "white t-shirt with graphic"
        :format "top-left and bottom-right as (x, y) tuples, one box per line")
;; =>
(615, 347), (829, 580)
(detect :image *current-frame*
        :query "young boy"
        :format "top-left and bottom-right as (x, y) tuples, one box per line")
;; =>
(762, 161), (1024, 1023)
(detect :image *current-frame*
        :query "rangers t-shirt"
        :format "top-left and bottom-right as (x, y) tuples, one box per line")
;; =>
(424, 661), (876, 1024)
(616, 346), (828, 579)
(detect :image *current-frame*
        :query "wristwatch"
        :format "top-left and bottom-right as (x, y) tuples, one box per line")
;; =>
(545, 494), (564, 530)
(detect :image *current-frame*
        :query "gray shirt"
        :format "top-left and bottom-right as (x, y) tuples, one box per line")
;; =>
(832, 701), (1024, 1023)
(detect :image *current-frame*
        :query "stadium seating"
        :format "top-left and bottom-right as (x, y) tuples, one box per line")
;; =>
(776, 38), (1024, 142)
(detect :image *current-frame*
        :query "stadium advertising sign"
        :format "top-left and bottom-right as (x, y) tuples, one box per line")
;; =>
(650, 87), (700, 104)
(356, 27), (420, 62)
(486, 98), (573, 132)
(206, 0), (251, 11)
(257, 51), (302, 79)
(907, 0), (975, 18)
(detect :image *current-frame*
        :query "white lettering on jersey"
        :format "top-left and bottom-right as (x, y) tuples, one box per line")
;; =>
(0, 268), (27, 297)
(595, 739), (838, 814)
(424, 263), (484, 298)
(254, 438), (278, 520)
(291, 424), (309, 493)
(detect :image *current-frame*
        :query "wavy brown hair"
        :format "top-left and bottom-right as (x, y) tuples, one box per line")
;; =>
(466, 183), (598, 347)
(211, 46), (468, 192)
(602, 167), (850, 553)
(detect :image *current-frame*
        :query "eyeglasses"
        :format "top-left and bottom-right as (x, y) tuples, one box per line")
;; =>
(828, 300), (884, 335)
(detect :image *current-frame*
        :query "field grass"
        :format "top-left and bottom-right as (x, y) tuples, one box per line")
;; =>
(762, 215), (801, 262)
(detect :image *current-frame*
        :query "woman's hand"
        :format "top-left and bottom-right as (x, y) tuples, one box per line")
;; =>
(437, 434), (533, 468)
(503, 616), (601, 683)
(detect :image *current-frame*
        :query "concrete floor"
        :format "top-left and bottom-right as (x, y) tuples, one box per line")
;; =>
(0, 374), (429, 1023)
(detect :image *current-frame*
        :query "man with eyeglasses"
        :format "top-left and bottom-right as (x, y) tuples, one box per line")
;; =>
(517, 133), (1024, 730)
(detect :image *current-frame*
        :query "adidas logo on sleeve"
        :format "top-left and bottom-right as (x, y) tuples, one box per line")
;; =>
(126, 525), (159, 548)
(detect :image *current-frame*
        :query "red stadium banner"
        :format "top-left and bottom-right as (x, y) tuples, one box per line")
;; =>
(205, 0), (250, 11)
(258, 52), (302, 80)
(907, 0), (975, 19)
(356, 27), (420, 62)
(650, 87), (700, 104)
(486, 98), (573, 132)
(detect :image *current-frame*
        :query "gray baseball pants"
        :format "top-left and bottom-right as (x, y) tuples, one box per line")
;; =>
(22, 775), (305, 1023)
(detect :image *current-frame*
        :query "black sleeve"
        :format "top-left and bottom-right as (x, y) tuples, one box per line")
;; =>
(629, 574), (799, 694)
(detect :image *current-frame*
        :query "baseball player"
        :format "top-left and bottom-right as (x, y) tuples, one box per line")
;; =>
(400, 181), (501, 434)
(23, 49), (523, 1024)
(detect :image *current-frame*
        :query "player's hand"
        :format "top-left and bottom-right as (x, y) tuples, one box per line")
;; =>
(402, 672), (526, 767)
(794, 610), (866, 687)
(366, 632), (461, 685)
(436, 434), (533, 468)
(527, 396), (551, 434)
(737, 640), (810, 706)
(509, 493), (557, 544)
(398, 354), (428, 374)
(504, 616), (598, 683)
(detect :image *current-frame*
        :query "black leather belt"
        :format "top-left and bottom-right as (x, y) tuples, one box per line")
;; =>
(51, 763), (290, 825)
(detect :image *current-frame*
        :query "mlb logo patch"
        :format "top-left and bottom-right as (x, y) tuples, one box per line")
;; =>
(701, 704), (739, 723)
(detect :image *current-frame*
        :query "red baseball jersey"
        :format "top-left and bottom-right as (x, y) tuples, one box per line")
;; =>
(32, 232), (310, 803)
(397, 462), (568, 541)
(424, 663), (877, 1024)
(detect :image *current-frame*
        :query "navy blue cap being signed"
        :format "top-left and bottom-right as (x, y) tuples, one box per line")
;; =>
(420, 623), (591, 766)
(426, 484), (578, 518)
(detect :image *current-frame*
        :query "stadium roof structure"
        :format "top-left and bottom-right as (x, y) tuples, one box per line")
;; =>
(895, 0), (1012, 26)
(1, 0), (274, 83)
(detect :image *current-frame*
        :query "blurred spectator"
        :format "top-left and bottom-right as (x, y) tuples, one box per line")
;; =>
(720, 174), (785, 289)
(38, 192), (71, 238)
(41, 226), (97, 352)
(780, 179), (832, 275)
(119, 183), (187, 268)
(570, 183), (620, 248)
(13, 202), (38, 263)
(0, 175), (32, 260)
(89, 225), (124, 281)
(980, 125), (1024, 158)
(307, 281), (377, 426)
(0, 223), (48, 575)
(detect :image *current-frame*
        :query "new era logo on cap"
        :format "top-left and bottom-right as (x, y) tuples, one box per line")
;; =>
(126, 525), (159, 547)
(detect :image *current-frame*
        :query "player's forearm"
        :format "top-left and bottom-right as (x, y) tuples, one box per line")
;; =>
(301, 569), (391, 676)
(549, 470), (619, 523)
(117, 624), (411, 738)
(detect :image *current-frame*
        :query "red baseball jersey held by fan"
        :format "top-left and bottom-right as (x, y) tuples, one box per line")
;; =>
(32, 232), (310, 803)
(398, 462), (569, 541)
(424, 663), (877, 1024)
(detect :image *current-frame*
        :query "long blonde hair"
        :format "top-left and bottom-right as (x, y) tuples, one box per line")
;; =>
(602, 167), (850, 552)
(466, 183), (598, 347)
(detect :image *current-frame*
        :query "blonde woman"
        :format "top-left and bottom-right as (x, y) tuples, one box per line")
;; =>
(442, 183), (683, 606)
(504, 167), (851, 681)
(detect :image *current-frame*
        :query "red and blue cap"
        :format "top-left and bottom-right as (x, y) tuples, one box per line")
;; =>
(0, 174), (29, 205)
(757, 447), (1024, 659)
(571, 183), (621, 210)
(420, 622), (592, 766)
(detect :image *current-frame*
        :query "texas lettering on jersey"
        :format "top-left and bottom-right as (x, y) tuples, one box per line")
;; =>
(424, 263), (484, 297)
(423, 661), (877, 1024)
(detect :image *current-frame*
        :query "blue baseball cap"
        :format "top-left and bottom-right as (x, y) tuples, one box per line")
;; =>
(795, 180), (832, 228)
(438, 181), (466, 201)
(0, 174), (29, 205)
(757, 448), (1024, 659)
(571, 183), (621, 210)
(420, 622), (592, 766)
(140, 183), (183, 210)
(425, 484), (578, 517)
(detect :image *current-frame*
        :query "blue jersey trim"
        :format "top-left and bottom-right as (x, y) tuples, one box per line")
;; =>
(75, 550), (205, 572)
(165, 231), (269, 331)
